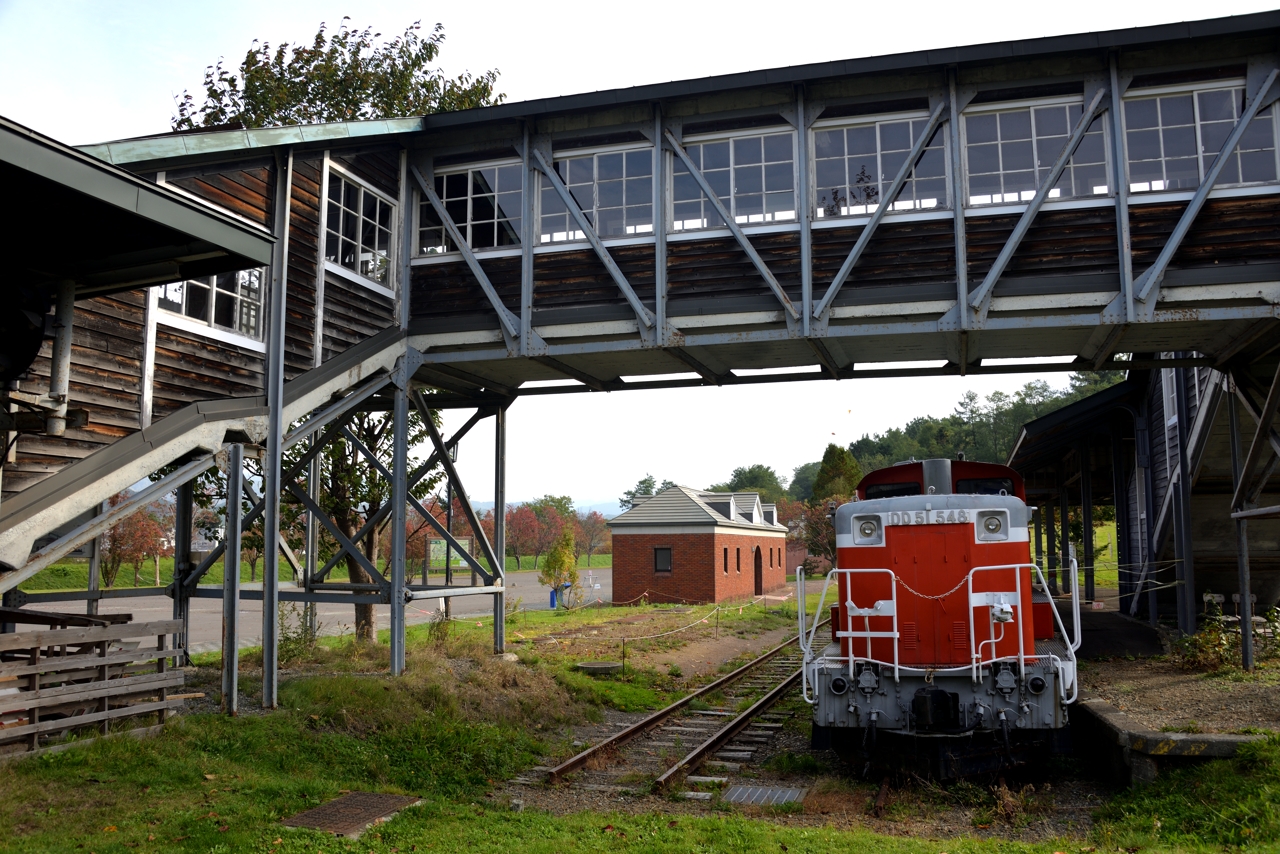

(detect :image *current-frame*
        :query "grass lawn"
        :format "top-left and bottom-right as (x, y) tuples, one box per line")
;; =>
(4, 595), (1274, 852)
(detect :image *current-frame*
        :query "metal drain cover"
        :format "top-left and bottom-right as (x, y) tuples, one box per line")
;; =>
(722, 785), (807, 805)
(282, 792), (421, 837)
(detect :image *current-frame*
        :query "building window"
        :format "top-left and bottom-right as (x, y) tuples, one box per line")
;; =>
(654, 546), (672, 574)
(157, 269), (265, 339)
(769, 547), (774, 568)
(541, 149), (653, 243)
(736, 548), (741, 573)
(814, 117), (946, 218)
(1125, 86), (1277, 193)
(673, 132), (795, 230)
(325, 171), (394, 285)
(420, 164), (522, 254)
(723, 547), (728, 574)
(965, 102), (1108, 205)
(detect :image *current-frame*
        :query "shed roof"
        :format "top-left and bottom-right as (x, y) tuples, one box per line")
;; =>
(609, 486), (786, 532)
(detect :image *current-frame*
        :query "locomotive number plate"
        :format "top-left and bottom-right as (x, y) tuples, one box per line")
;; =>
(886, 509), (970, 526)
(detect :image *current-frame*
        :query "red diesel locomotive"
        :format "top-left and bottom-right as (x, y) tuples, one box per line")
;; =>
(799, 458), (1080, 778)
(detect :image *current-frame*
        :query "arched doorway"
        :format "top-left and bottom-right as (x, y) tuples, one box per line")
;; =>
(753, 546), (763, 596)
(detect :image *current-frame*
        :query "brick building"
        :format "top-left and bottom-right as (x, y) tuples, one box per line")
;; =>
(609, 487), (788, 605)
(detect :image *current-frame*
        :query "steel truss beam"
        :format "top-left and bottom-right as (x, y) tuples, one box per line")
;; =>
(662, 129), (800, 324)
(813, 100), (949, 321)
(411, 165), (521, 344)
(968, 85), (1109, 320)
(1136, 67), (1280, 305)
(528, 147), (657, 333)
(1231, 358), (1280, 511)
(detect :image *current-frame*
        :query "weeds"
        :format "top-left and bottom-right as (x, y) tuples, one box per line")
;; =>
(277, 602), (320, 664)
(764, 752), (827, 777)
(1173, 604), (1280, 671)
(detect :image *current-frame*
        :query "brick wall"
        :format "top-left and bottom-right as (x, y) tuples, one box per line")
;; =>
(613, 529), (787, 604)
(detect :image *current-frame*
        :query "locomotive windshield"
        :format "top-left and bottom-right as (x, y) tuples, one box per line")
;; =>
(955, 477), (1015, 495)
(863, 481), (922, 499)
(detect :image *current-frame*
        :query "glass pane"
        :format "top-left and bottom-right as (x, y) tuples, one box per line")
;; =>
(215, 272), (238, 292)
(444, 173), (467, 198)
(341, 239), (357, 269)
(214, 291), (236, 328)
(324, 230), (340, 263)
(158, 282), (184, 313)
(597, 206), (626, 236)
(673, 200), (701, 226)
(705, 169), (732, 199)
(764, 162), (793, 192)
(1003, 170), (1035, 196)
(567, 157), (593, 185)
(471, 220), (496, 249)
(733, 136), (763, 165)
(419, 226), (447, 254)
(815, 129), (844, 158)
(625, 204), (652, 230)
(850, 163), (878, 204)
(342, 180), (358, 211)
(340, 207), (357, 240)
(569, 184), (592, 212)
(1241, 114), (1275, 152)
(541, 187), (565, 215)
(967, 142), (1000, 175)
(1200, 120), (1234, 157)
(1125, 98), (1159, 130)
(1240, 149), (1276, 183)
(377, 200), (391, 229)
(673, 172), (701, 202)
(879, 121), (911, 152)
(968, 171), (1002, 200)
(1162, 126), (1197, 159)
(1033, 105), (1068, 137)
(999, 110), (1032, 141)
(1166, 157), (1200, 189)
(328, 177), (342, 202)
(816, 158), (845, 189)
(472, 194), (496, 221)
(914, 177), (946, 206)
(734, 164), (763, 194)
(473, 168), (497, 195)
(1197, 89), (1238, 122)
(816, 187), (846, 215)
(497, 164), (522, 192)
(881, 149), (909, 182)
(736, 193), (764, 219)
(434, 174), (444, 196)
(846, 125), (877, 155)
(625, 149), (652, 176)
(598, 179), (624, 208)
(762, 133), (792, 162)
(445, 198), (467, 224)
(765, 191), (794, 218)
(1073, 163), (1108, 196)
(914, 147), (946, 180)
(624, 176), (650, 205)
(362, 190), (377, 219)
(966, 113), (998, 144)
(1209, 151), (1241, 185)
(701, 141), (730, 170)
(1128, 158), (1165, 186)
(1127, 128), (1162, 163)
(497, 219), (521, 246)
(597, 153), (624, 180)
(495, 191), (521, 220)
(1073, 132), (1105, 165)
(185, 282), (209, 321)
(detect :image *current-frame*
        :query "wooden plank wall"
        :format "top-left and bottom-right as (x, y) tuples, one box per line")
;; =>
(286, 156), (322, 377)
(150, 327), (264, 421)
(3, 294), (145, 501)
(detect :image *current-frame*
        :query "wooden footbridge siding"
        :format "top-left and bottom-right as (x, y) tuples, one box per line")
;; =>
(6, 12), (1280, 710)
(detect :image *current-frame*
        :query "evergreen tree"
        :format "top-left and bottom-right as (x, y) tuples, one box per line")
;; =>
(812, 444), (863, 500)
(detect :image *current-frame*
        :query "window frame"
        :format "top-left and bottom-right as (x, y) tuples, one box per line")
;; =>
(323, 162), (399, 296)
(670, 125), (800, 233)
(1122, 77), (1280, 196)
(418, 156), (525, 256)
(155, 267), (268, 346)
(540, 141), (656, 245)
(810, 108), (951, 220)
(961, 93), (1112, 208)
(653, 545), (673, 575)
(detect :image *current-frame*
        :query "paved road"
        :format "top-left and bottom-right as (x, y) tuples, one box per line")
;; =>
(92, 567), (613, 653)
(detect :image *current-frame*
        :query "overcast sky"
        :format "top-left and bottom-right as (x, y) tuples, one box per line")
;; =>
(1, 0), (1270, 512)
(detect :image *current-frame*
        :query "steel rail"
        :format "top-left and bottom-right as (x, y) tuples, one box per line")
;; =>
(545, 621), (826, 785)
(653, 666), (802, 793)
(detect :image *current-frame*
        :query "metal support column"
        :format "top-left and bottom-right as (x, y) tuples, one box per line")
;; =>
(1080, 444), (1095, 603)
(795, 86), (813, 336)
(1111, 427), (1132, 612)
(1174, 366), (1197, 634)
(222, 443), (243, 714)
(1228, 390), (1256, 670)
(1046, 501), (1060, 595)
(305, 448), (319, 636)
(389, 383), (409, 676)
(493, 405), (507, 653)
(173, 480), (193, 663)
(86, 528), (102, 618)
(45, 279), (76, 437)
(947, 69), (969, 334)
(1059, 474), (1071, 595)
(653, 104), (669, 342)
(261, 148), (294, 708)
(1033, 506), (1044, 578)
(1109, 52), (1135, 322)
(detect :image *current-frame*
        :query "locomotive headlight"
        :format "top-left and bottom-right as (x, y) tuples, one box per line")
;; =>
(984, 516), (1002, 534)
(1027, 675), (1047, 695)
(976, 510), (1010, 541)
(852, 515), (882, 545)
(829, 675), (850, 695)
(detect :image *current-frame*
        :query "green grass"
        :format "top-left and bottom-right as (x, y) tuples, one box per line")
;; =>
(1094, 734), (1280, 850)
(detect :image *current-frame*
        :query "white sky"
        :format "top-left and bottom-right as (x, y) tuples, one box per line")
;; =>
(1, 0), (1270, 511)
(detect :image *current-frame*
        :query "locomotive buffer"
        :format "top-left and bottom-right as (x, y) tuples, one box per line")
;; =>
(800, 458), (1080, 778)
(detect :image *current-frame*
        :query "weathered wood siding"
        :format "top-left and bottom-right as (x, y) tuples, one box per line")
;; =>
(150, 326), (264, 421)
(167, 160), (274, 228)
(322, 274), (396, 363)
(286, 156), (322, 376)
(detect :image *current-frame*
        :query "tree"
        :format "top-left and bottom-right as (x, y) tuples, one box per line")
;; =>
(798, 494), (850, 569)
(538, 526), (579, 608)
(173, 20), (502, 130)
(709, 464), (789, 504)
(526, 496), (573, 570)
(812, 444), (863, 501)
(504, 504), (539, 571)
(576, 510), (610, 566)
(789, 461), (821, 501)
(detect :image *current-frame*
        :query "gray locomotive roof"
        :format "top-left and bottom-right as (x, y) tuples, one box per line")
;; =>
(79, 10), (1280, 168)
(610, 486), (786, 532)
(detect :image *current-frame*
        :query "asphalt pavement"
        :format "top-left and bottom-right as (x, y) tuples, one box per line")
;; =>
(91, 566), (613, 654)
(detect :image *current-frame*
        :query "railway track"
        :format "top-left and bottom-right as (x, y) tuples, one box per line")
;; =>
(520, 623), (826, 801)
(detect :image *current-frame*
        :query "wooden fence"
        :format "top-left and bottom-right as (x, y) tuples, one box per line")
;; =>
(0, 611), (185, 757)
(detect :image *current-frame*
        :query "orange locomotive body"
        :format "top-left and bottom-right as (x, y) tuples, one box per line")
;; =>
(800, 459), (1079, 778)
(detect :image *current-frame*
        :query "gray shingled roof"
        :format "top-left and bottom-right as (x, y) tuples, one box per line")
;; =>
(609, 486), (787, 532)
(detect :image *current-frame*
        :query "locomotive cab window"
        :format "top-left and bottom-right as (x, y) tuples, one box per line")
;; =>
(956, 477), (1015, 495)
(653, 547), (672, 574)
(864, 481), (922, 499)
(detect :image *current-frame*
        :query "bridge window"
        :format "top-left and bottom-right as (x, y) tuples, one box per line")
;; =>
(326, 170), (395, 285)
(157, 269), (265, 340)
(814, 117), (946, 217)
(419, 163), (522, 254)
(541, 149), (653, 243)
(673, 132), (795, 230)
(1125, 85), (1276, 193)
(965, 102), (1108, 205)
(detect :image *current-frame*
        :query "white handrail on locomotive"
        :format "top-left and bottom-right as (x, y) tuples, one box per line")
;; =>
(799, 560), (1080, 707)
